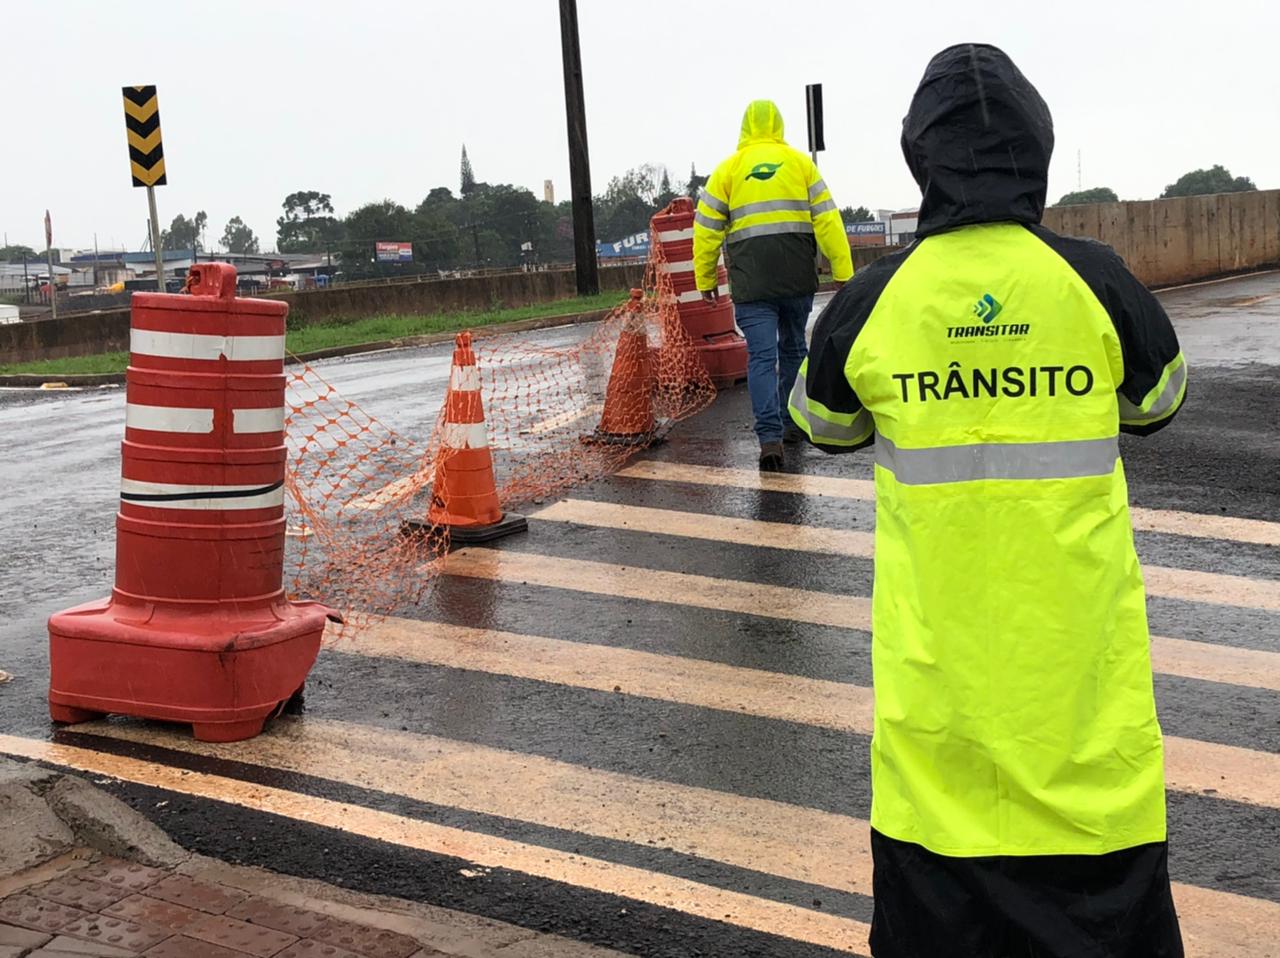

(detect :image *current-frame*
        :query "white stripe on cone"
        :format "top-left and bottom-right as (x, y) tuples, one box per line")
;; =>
(233, 407), (287, 434)
(119, 478), (285, 511)
(657, 228), (694, 242)
(441, 421), (489, 450)
(676, 285), (730, 304)
(659, 260), (695, 275)
(451, 365), (481, 391)
(125, 404), (214, 434)
(130, 329), (286, 362)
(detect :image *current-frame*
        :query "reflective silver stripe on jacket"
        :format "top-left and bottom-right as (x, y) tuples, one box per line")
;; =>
(808, 179), (829, 201)
(729, 199), (811, 223)
(789, 374), (873, 445)
(810, 199), (838, 217)
(727, 221), (816, 241)
(875, 435), (1120, 485)
(698, 189), (729, 215)
(694, 211), (727, 231)
(1118, 360), (1187, 424)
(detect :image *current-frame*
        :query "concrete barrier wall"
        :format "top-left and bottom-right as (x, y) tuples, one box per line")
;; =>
(1, 248), (901, 365)
(1043, 189), (1280, 287)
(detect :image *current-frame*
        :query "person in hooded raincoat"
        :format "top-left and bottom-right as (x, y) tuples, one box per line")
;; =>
(788, 45), (1187, 957)
(693, 100), (854, 471)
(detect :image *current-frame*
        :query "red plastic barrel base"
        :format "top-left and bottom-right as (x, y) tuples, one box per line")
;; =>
(47, 596), (333, 743)
(698, 335), (749, 388)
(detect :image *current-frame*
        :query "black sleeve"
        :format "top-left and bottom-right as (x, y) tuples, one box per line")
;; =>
(789, 245), (917, 454)
(1028, 225), (1187, 436)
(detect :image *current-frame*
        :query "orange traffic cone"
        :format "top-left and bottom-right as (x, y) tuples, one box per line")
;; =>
(403, 332), (527, 546)
(588, 290), (658, 445)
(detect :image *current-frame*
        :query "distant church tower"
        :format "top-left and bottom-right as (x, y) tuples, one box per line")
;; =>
(543, 180), (555, 205)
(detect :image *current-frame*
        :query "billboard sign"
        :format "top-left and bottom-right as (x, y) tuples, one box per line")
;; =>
(375, 241), (413, 263)
(597, 231), (650, 259)
(847, 222), (886, 236)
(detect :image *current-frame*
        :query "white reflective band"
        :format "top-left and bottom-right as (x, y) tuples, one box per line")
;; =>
(728, 221), (816, 241)
(130, 329), (286, 362)
(232, 407), (286, 434)
(451, 365), (481, 391)
(119, 478), (285, 510)
(808, 179), (829, 201)
(1119, 359), (1187, 425)
(659, 260), (695, 275)
(441, 421), (489, 449)
(875, 435), (1120, 485)
(677, 285), (729, 304)
(698, 189), (729, 215)
(657, 228), (694, 242)
(125, 403), (214, 434)
(729, 199), (810, 222)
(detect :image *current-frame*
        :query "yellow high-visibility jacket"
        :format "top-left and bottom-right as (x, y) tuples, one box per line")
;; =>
(693, 100), (853, 303)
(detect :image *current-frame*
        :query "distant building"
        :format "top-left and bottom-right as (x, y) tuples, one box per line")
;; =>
(877, 208), (920, 246)
(544, 180), (555, 205)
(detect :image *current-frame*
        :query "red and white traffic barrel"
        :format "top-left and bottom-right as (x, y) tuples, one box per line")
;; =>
(650, 198), (747, 387)
(47, 263), (333, 742)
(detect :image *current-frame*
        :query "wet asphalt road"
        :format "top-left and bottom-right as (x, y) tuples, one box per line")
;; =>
(0, 274), (1278, 956)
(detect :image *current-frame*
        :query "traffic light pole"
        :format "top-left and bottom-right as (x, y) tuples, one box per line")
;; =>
(558, 0), (599, 296)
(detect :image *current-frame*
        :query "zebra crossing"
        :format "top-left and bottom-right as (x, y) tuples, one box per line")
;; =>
(3, 454), (1278, 957)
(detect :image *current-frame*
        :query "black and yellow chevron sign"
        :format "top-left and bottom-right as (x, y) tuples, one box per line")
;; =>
(122, 85), (166, 187)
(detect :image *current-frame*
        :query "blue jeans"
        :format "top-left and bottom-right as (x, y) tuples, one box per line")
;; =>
(735, 295), (814, 444)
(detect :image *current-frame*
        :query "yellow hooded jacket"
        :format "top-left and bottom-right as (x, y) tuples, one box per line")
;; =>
(693, 100), (853, 303)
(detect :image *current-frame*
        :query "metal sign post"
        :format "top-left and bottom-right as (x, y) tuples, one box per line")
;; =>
(806, 83), (825, 163)
(44, 209), (57, 320)
(122, 85), (168, 291)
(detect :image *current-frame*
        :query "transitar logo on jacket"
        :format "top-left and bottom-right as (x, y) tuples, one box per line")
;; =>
(951, 295), (1029, 338)
(891, 361), (1095, 402)
(745, 162), (783, 181)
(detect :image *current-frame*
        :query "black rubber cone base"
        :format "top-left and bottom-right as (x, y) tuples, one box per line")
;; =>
(401, 512), (528, 548)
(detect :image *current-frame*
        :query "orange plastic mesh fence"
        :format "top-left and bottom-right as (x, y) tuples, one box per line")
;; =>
(284, 212), (715, 631)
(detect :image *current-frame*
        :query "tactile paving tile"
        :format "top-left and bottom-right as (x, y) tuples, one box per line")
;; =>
(309, 919), (421, 958)
(226, 897), (332, 937)
(274, 939), (367, 958)
(184, 913), (297, 958)
(39, 934), (141, 957)
(31, 876), (133, 912)
(79, 860), (169, 894)
(104, 895), (206, 932)
(141, 935), (245, 958)
(0, 895), (90, 934)
(142, 876), (247, 916)
(56, 913), (171, 953)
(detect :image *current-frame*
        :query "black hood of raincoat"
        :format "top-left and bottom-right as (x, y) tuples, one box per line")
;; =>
(902, 44), (1054, 238)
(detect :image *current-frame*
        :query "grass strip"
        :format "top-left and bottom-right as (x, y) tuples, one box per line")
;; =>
(0, 292), (625, 376)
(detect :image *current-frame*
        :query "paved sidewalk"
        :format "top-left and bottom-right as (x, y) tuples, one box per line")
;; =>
(0, 759), (621, 958)
(0, 848), (621, 958)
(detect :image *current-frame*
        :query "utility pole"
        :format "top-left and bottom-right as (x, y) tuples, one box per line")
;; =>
(22, 252), (30, 304)
(93, 233), (100, 288)
(558, 0), (598, 295)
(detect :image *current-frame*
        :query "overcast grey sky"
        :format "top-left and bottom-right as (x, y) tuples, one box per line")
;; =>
(3, 0), (1275, 253)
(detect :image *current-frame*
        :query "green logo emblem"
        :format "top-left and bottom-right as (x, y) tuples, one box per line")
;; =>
(745, 162), (783, 181)
(973, 293), (1003, 323)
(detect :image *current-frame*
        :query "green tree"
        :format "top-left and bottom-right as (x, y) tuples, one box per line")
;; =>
(1056, 187), (1120, 206)
(460, 146), (477, 197)
(839, 205), (874, 223)
(1161, 165), (1256, 198)
(0, 244), (37, 262)
(161, 211), (207, 251)
(277, 191), (342, 252)
(685, 162), (708, 200)
(338, 200), (417, 278)
(221, 216), (260, 255)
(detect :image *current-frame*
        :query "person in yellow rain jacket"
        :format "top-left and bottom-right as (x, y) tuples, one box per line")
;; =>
(789, 45), (1187, 957)
(693, 100), (853, 471)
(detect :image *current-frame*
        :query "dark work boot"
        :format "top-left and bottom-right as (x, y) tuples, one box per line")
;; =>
(759, 441), (784, 472)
